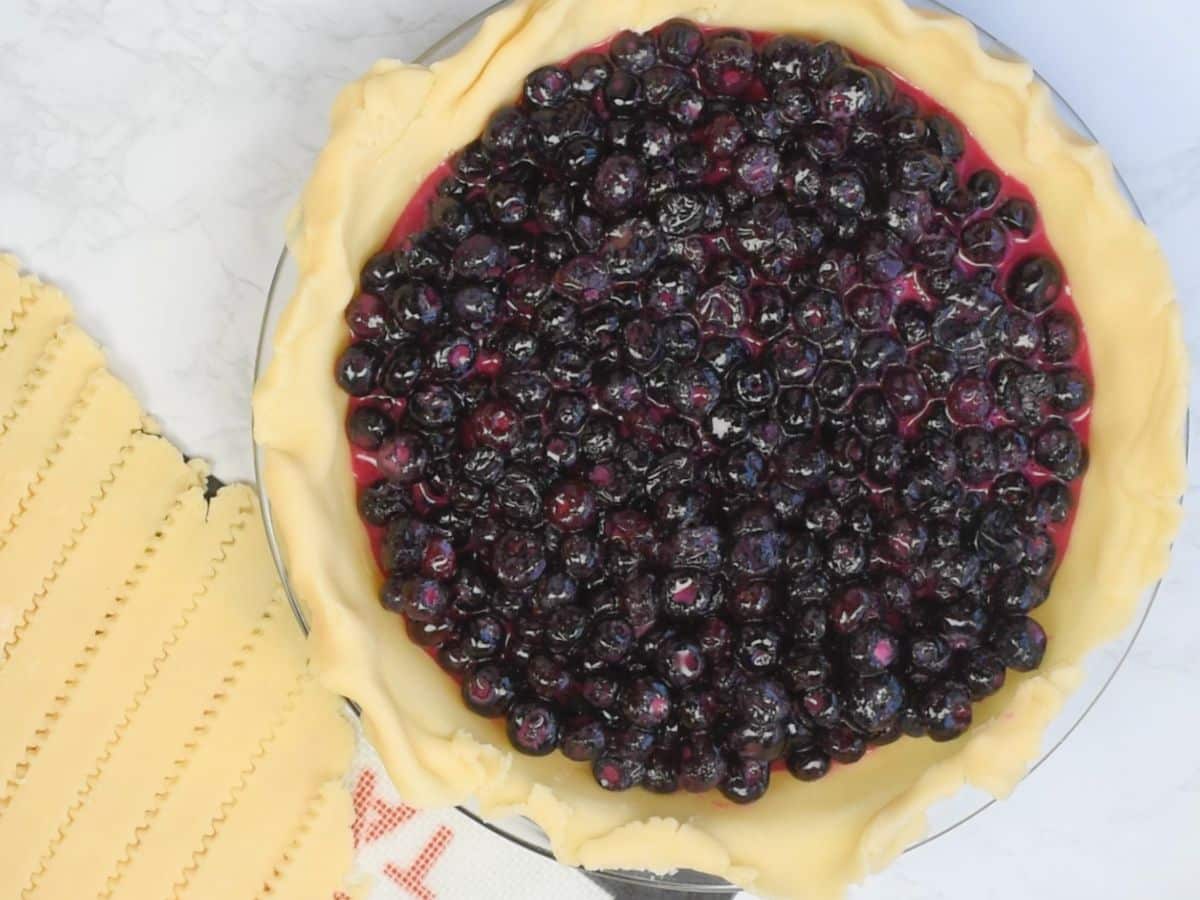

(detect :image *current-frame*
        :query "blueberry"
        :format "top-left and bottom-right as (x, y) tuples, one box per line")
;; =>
(720, 758), (771, 804)
(992, 616), (1048, 671)
(946, 375), (992, 425)
(894, 148), (944, 191)
(678, 736), (727, 792)
(621, 677), (672, 729)
(593, 754), (646, 791)
(828, 585), (878, 635)
(781, 650), (830, 694)
(452, 234), (508, 282)
(1008, 256), (1062, 313)
(358, 479), (410, 526)
(463, 613), (507, 660)
(450, 287), (499, 333)
(1032, 480), (1072, 525)
(939, 599), (989, 650)
(383, 577), (449, 623)
(852, 389), (897, 436)
(726, 719), (787, 763)
(724, 579), (774, 623)
(736, 623), (783, 671)
(660, 570), (723, 620)
(506, 702), (561, 755)
(637, 751), (678, 794)
(570, 52), (612, 93)
(966, 170), (1002, 209)
(664, 525), (721, 572)
(926, 115), (965, 161)
(786, 746), (830, 781)
(462, 663), (517, 717)
(819, 64), (879, 120)
(553, 254), (611, 307)
(525, 65), (572, 108)
(908, 635), (952, 682)
(482, 106), (530, 157)
(1050, 367), (1091, 412)
(997, 197), (1037, 236)
(963, 649), (1007, 700)
(915, 346), (960, 398)
(1034, 421), (1087, 480)
(699, 35), (757, 96)
(814, 361), (856, 408)
(345, 292), (395, 341)
(734, 143), (782, 197)
(847, 626), (902, 676)
(989, 428), (1030, 475)
(877, 369), (924, 420)
(335, 342), (381, 396)
(360, 249), (406, 295)
(961, 218), (1009, 264)
(586, 617), (633, 665)
(381, 514), (430, 574)
(760, 35), (810, 84)
(656, 19), (704, 65)
(736, 678), (791, 726)
(804, 41), (848, 87)
(610, 29), (658, 73)
(1041, 310), (1080, 362)
(491, 531), (546, 589)
(347, 405), (393, 450)
(593, 154), (645, 212)
(919, 680), (972, 741)
(825, 531), (866, 578)
(648, 635), (702, 689)
(561, 718), (607, 762)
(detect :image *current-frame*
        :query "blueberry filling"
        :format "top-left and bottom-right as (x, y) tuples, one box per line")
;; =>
(337, 22), (1091, 801)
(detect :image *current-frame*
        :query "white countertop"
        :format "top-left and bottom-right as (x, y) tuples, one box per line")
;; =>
(2, 1), (1197, 897)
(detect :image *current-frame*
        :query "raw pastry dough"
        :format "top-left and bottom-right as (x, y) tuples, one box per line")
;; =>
(0, 256), (359, 900)
(254, 2), (1188, 897)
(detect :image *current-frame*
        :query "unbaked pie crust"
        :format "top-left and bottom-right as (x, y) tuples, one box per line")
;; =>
(253, 1), (1187, 896)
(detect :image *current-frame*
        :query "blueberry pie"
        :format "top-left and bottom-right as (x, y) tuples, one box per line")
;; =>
(254, 0), (1186, 895)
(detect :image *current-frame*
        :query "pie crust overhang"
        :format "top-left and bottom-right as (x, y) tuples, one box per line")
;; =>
(252, 1), (1187, 896)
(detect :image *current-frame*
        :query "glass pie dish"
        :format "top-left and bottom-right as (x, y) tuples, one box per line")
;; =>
(251, 0), (1174, 893)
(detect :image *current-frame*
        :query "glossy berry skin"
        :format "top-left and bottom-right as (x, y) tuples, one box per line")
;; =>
(506, 702), (561, 756)
(376, 433), (429, 484)
(786, 746), (831, 782)
(992, 616), (1048, 671)
(963, 650), (1007, 700)
(336, 343), (381, 396)
(347, 406), (393, 450)
(561, 718), (607, 761)
(462, 663), (517, 717)
(720, 758), (771, 804)
(844, 674), (905, 734)
(919, 681), (973, 742)
(593, 754), (646, 791)
(336, 21), (1090, 803)
(622, 678), (673, 728)
(678, 736), (727, 792)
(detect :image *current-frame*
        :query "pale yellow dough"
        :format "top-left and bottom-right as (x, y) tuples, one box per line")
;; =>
(253, 2), (1188, 897)
(0, 256), (359, 900)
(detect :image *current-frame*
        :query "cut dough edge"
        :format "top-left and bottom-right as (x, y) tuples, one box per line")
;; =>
(0, 255), (359, 900)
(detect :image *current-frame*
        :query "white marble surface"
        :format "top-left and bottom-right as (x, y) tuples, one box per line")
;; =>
(1, 1), (1197, 897)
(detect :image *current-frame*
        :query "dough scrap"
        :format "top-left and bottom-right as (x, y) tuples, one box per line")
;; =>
(0, 255), (359, 900)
